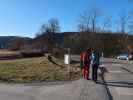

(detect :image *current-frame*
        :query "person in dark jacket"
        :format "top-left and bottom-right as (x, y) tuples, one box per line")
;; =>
(91, 50), (100, 82)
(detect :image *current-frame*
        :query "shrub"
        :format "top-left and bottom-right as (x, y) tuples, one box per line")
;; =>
(20, 52), (44, 58)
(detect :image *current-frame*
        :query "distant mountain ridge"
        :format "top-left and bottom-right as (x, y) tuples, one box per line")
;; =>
(0, 36), (32, 49)
(0, 32), (133, 49)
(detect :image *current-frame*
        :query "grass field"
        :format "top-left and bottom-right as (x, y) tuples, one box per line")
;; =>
(0, 56), (80, 83)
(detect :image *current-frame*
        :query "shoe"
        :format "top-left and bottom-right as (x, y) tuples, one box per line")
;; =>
(93, 79), (97, 83)
(87, 78), (90, 80)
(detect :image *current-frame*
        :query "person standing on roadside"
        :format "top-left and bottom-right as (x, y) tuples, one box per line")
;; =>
(80, 52), (85, 77)
(91, 50), (100, 82)
(82, 49), (91, 80)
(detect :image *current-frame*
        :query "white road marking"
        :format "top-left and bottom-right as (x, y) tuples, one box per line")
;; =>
(101, 64), (122, 67)
(111, 64), (122, 66)
(108, 71), (122, 73)
(116, 87), (133, 95)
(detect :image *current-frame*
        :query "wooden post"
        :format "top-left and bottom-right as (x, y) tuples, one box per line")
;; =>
(64, 48), (71, 80)
(68, 48), (71, 80)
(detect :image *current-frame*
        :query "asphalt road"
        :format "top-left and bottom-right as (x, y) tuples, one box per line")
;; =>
(0, 79), (106, 100)
(0, 57), (132, 100)
(101, 58), (133, 100)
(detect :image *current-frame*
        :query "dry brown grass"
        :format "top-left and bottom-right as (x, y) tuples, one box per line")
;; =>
(0, 49), (81, 83)
(0, 49), (19, 56)
(0, 57), (70, 83)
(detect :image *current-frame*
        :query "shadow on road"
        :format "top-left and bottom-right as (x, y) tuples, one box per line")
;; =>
(97, 81), (133, 88)
(97, 67), (133, 88)
(98, 67), (113, 100)
(121, 67), (133, 74)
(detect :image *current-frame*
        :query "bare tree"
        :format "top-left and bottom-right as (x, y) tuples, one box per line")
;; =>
(38, 18), (60, 34)
(78, 8), (101, 32)
(78, 12), (91, 32)
(35, 18), (60, 52)
(102, 16), (112, 32)
(76, 8), (102, 51)
(116, 14), (130, 52)
(128, 12), (133, 33)
(118, 15), (128, 33)
(90, 8), (101, 33)
(48, 18), (60, 33)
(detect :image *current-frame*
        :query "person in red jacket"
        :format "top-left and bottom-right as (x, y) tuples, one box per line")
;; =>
(80, 52), (85, 78)
(81, 49), (91, 80)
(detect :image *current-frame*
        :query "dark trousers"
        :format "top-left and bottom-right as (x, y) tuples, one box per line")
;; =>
(92, 64), (98, 81)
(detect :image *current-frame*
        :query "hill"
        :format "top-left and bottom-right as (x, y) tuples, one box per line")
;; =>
(0, 36), (32, 49)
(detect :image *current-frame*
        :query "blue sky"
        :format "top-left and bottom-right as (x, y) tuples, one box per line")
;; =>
(0, 0), (132, 37)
